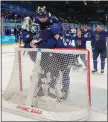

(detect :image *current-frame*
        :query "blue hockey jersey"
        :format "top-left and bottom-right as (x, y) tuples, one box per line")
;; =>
(73, 36), (87, 49)
(91, 30), (108, 50)
(20, 29), (33, 48)
(33, 16), (62, 42)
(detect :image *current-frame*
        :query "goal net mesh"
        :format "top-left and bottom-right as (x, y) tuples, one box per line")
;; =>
(2, 48), (91, 121)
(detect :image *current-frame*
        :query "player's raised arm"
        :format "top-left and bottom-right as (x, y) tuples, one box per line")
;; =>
(21, 16), (33, 48)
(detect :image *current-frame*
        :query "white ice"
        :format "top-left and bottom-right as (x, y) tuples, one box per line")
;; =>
(1, 42), (107, 121)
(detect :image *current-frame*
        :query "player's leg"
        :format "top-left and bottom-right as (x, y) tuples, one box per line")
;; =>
(50, 67), (59, 89)
(100, 49), (106, 73)
(92, 49), (99, 72)
(38, 52), (52, 95)
(74, 55), (82, 67)
(92, 47), (95, 55)
(61, 68), (71, 99)
(60, 54), (72, 99)
(62, 69), (70, 91)
(28, 51), (37, 62)
(47, 53), (59, 89)
(80, 54), (87, 69)
(31, 52), (50, 97)
(39, 53), (60, 98)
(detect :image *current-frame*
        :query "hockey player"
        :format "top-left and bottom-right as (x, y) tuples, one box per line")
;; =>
(91, 24), (108, 73)
(71, 30), (87, 69)
(30, 26), (85, 99)
(20, 16), (33, 48)
(33, 6), (63, 43)
(29, 6), (72, 99)
(83, 27), (92, 39)
(30, 6), (79, 99)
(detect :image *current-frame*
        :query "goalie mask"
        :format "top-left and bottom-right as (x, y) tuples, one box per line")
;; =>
(22, 17), (32, 31)
(36, 6), (50, 18)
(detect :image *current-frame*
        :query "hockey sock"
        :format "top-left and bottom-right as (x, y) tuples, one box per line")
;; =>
(93, 56), (97, 70)
(100, 56), (105, 70)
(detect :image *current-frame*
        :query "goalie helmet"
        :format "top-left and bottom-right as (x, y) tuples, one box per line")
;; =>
(36, 6), (50, 18)
(21, 16), (32, 31)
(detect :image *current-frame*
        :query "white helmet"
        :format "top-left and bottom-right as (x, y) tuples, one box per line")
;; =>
(22, 17), (32, 31)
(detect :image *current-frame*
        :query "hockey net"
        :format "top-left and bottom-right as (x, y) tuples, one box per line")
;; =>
(2, 48), (91, 121)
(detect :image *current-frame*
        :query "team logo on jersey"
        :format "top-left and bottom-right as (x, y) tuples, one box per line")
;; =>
(95, 34), (100, 41)
(77, 39), (81, 46)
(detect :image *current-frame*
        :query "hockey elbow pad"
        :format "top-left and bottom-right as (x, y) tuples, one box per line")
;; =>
(51, 23), (60, 35)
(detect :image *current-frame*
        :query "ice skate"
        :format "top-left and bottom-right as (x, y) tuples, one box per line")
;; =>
(76, 63), (83, 67)
(92, 69), (97, 73)
(101, 69), (104, 73)
(59, 89), (69, 100)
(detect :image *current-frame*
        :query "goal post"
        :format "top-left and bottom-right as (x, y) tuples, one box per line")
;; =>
(2, 47), (91, 121)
